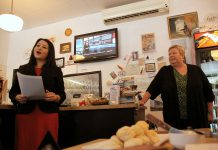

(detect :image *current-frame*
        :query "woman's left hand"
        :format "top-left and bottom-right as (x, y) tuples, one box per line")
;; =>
(44, 90), (60, 103)
(208, 110), (213, 123)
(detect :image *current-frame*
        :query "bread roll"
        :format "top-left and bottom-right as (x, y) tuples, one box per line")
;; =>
(110, 135), (123, 147)
(130, 125), (144, 136)
(135, 121), (149, 134)
(136, 135), (151, 145)
(145, 130), (160, 144)
(124, 138), (143, 148)
(116, 126), (136, 142)
(101, 140), (122, 149)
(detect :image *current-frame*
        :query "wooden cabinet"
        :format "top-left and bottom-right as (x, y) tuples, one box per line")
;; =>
(0, 104), (136, 149)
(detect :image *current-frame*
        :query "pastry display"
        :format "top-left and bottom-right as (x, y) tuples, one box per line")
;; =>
(109, 121), (160, 148)
(89, 99), (109, 105)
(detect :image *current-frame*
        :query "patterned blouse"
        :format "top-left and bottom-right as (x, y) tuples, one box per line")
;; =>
(173, 69), (187, 119)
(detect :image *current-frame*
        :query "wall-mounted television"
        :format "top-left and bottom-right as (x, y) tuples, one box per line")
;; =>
(194, 30), (218, 49)
(74, 28), (118, 63)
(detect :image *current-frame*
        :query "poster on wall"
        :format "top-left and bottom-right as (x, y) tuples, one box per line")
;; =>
(167, 12), (199, 39)
(141, 33), (155, 53)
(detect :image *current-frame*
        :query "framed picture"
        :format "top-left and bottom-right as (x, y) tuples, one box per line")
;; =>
(132, 51), (139, 61)
(60, 42), (71, 54)
(145, 63), (155, 72)
(55, 57), (65, 68)
(167, 12), (198, 39)
(141, 33), (155, 52)
(63, 71), (102, 101)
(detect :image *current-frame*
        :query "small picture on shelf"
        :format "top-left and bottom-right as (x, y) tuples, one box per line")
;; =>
(55, 57), (65, 68)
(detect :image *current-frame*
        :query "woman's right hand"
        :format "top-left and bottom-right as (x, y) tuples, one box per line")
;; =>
(139, 91), (151, 105)
(15, 94), (28, 104)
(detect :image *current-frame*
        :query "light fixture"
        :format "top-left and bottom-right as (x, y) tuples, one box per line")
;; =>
(0, 0), (23, 32)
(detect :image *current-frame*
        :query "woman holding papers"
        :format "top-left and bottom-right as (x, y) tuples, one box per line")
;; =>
(9, 38), (66, 150)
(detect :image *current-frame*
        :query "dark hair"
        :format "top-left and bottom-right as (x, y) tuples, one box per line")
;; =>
(28, 38), (56, 68)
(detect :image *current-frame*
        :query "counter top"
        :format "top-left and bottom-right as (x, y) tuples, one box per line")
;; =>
(0, 103), (137, 111)
(63, 134), (218, 150)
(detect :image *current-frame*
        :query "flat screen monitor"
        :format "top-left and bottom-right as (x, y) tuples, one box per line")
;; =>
(194, 30), (218, 49)
(74, 28), (118, 63)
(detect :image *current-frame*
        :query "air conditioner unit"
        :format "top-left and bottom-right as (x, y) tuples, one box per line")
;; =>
(102, 0), (169, 24)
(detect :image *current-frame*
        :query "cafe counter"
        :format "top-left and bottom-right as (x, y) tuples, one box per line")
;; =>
(0, 103), (137, 149)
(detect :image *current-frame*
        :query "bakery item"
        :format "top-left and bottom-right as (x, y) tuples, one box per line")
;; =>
(130, 125), (144, 136)
(136, 135), (151, 145)
(124, 138), (143, 148)
(110, 135), (123, 147)
(116, 126), (136, 142)
(135, 121), (149, 134)
(145, 130), (160, 144)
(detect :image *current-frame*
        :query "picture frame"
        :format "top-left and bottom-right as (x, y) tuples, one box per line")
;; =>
(167, 12), (198, 39)
(63, 71), (102, 101)
(132, 51), (139, 61)
(141, 33), (155, 52)
(55, 57), (65, 68)
(60, 42), (71, 54)
(145, 63), (155, 72)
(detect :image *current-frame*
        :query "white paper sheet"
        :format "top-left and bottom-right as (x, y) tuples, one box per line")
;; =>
(17, 72), (45, 100)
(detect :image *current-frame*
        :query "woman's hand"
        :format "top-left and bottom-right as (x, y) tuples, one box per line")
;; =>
(15, 94), (28, 104)
(208, 110), (213, 123)
(139, 91), (151, 105)
(44, 90), (60, 103)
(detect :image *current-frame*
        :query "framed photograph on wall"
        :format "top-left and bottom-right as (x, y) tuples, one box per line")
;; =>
(55, 57), (65, 68)
(145, 63), (155, 72)
(167, 12), (198, 39)
(60, 42), (71, 54)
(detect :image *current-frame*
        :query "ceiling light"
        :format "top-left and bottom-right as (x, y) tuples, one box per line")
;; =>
(0, 0), (23, 32)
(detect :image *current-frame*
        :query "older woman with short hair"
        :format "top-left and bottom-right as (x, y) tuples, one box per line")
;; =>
(141, 45), (214, 129)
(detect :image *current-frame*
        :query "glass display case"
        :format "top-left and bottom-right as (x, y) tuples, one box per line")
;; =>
(197, 48), (218, 135)
(194, 29), (218, 135)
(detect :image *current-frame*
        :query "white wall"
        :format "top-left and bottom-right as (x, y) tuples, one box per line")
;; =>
(0, 30), (10, 78)
(2, 0), (218, 109)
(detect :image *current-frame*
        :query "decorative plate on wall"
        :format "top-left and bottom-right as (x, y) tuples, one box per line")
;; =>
(65, 28), (72, 36)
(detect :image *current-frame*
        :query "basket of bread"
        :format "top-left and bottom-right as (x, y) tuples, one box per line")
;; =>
(82, 121), (164, 150)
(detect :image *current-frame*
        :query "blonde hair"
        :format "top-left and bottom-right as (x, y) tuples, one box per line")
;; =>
(168, 45), (186, 62)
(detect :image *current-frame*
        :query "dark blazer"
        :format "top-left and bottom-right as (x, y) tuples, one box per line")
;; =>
(9, 64), (66, 114)
(147, 64), (214, 129)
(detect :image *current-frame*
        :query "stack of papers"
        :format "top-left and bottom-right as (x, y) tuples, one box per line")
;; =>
(17, 72), (45, 100)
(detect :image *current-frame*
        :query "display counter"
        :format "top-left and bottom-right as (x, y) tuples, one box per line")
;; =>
(0, 103), (137, 149)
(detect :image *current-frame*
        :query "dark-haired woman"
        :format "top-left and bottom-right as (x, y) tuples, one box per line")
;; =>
(9, 38), (66, 150)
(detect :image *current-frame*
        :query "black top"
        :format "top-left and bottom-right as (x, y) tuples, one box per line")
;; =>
(147, 64), (214, 129)
(9, 64), (66, 114)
